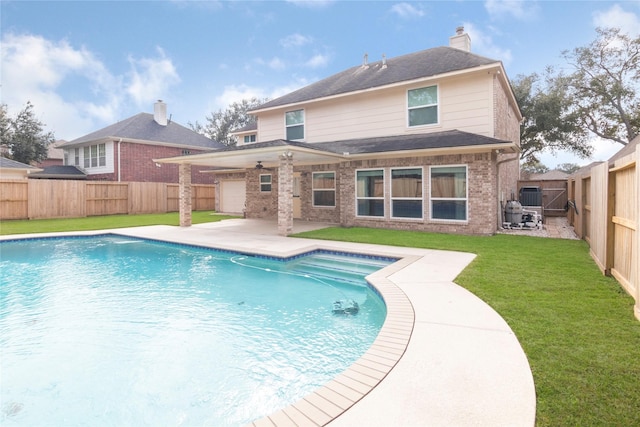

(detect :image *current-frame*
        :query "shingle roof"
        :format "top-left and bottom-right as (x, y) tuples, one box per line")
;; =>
(60, 113), (224, 150)
(217, 130), (511, 156)
(0, 157), (40, 170)
(315, 130), (510, 154)
(29, 165), (87, 179)
(254, 47), (499, 110)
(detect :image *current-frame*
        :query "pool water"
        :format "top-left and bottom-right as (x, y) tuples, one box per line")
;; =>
(0, 235), (390, 426)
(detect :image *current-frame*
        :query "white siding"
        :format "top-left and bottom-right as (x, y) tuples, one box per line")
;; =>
(256, 71), (496, 143)
(83, 141), (115, 176)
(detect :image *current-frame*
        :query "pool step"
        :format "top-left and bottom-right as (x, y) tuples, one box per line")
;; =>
(288, 254), (392, 284)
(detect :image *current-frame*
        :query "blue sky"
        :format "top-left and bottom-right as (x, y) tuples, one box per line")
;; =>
(2, 0), (639, 167)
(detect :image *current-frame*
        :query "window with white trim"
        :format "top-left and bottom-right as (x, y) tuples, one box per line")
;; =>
(408, 86), (438, 127)
(244, 134), (256, 143)
(391, 167), (423, 219)
(430, 165), (467, 221)
(285, 109), (304, 140)
(312, 171), (335, 207)
(83, 143), (106, 168)
(356, 169), (384, 217)
(260, 174), (272, 192)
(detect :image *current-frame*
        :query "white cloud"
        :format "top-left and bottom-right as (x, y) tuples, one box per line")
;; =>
(254, 56), (287, 71)
(390, 2), (425, 19)
(593, 4), (640, 36)
(210, 77), (314, 111)
(484, 0), (538, 20)
(211, 84), (267, 111)
(268, 57), (286, 70)
(463, 23), (513, 64)
(305, 53), (330, 68)
(1, 33), (183, 139)
(280, 33), (313, 48)
(126, 47), (181, 108)
(0, 33), (120, 139)
(285, 0), (334, 8)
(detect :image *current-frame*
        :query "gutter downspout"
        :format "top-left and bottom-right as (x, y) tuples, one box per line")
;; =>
(496, 150), (516, 230)
(117, 138), (122, 182)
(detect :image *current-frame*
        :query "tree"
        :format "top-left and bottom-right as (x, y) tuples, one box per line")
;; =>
(560, 27), (639, 145)
(520, 159), (549, 176)
(0, 102), (55, 164)
(512, 70), (591, 163)
(190, 97), (269, 146)
(557, 163), (581, 174)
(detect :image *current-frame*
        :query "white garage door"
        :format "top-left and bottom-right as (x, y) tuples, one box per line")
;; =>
(220, 180), (246, 214)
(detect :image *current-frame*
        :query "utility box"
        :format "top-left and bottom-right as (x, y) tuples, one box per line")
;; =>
(519, 186), (542, 206)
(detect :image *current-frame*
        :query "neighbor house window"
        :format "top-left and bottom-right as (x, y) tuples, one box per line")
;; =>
(285, 109), (304, 140)
(83, 143), (106, 168)
(312, 171), (335, 207)
(408, 86), (438, 126)
(260, 174), (272, 192)
(243, 134), (256, 143)
(356, 169), (384, 217)
(74, 148), (80, 165)
(430, 165), (467, 221)
(391, 167), (423, 219)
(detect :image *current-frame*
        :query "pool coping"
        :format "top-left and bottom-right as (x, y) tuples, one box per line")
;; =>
(1, 222), (536, 426)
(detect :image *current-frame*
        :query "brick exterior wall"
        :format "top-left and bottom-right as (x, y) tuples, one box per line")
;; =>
(89, 142), (214, 184)
(243, 152), (502, 235)
(493, 75), (522, 212)
(245, 168), (278, 219)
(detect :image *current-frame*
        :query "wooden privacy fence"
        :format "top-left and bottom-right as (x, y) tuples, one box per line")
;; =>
(568, 143), (639, 321)
(0, 180), (215, 220)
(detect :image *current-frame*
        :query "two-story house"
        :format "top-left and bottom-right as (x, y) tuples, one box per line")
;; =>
(56, 101), (224, 184)
(158, 28), (522, 235)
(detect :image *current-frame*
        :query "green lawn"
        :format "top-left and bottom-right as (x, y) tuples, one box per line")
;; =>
(1, 216), (638, 425)
(0, 211), (238, 235)
(293, 227), (640, 427)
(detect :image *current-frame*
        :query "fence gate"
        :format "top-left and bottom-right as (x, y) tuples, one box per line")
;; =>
(517, 180), (568, 217)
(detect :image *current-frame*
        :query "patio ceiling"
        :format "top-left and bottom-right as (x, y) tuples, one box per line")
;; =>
(154, 144), (345, 170)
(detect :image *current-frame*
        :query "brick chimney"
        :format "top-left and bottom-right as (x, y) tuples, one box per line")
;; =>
(154, 100), (167, 126)
(449, 26), (471, 52)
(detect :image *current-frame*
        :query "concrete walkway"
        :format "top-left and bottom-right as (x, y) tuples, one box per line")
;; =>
(2, 219), (537, 426)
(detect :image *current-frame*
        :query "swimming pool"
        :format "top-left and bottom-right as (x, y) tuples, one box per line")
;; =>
(0, 235), (391, 426)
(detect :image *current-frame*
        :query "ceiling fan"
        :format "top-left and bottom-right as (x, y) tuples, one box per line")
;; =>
(255, 161), (271, 170)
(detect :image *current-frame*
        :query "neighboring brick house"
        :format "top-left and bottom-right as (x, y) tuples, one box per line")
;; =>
(35, 140), (65, 168)
(159, 28), (522, 235)
(57, 101), (224, 184)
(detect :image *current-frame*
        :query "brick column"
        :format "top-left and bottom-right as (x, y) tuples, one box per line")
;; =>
(179, 163), (192, 227)
(278, 152), (294, 236)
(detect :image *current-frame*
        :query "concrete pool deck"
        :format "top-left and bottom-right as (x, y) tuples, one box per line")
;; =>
(2, 219), (536, 426)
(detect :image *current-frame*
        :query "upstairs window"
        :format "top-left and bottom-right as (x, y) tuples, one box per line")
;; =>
(260, 174), (272, 192)
(285, 109), (304, 140)
(312, 172), (336, 207)
(408, 86), (438, 127)
(243, 134), (256, 143)
(430, 165), (467, 221)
